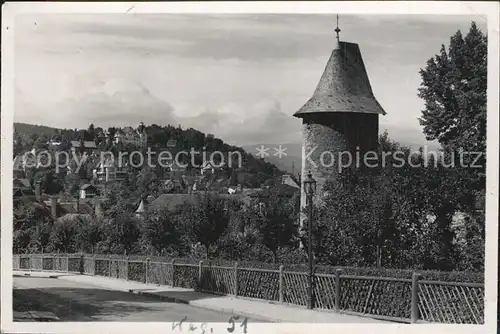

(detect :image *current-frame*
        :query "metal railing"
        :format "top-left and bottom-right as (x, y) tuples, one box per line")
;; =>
(13, 253), (484, 324)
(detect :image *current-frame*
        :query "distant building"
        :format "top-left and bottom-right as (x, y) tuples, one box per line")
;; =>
(135, 199), (146, 218)
(47, 140), (61, 147)
(280, 174), (300, 189)
(79, 184), (99, 199)
(200, 161), (216, 175)
(163, 178), (185, 194)
(71, 141), (97, 154)
(93, 157), (128, 184)
(150, 194), (200, 213)
(114, 123), (147, 147)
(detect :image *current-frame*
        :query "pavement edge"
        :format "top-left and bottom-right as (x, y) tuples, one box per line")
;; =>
(130, 290), (280, 323)
(13, 273), (61, 279)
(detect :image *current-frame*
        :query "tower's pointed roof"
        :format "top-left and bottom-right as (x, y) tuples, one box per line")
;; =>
(294, 41), (386, 117)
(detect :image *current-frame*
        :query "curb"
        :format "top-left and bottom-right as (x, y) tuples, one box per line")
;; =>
(14, 273), (61, 279)
(129, 289), (279, 323)
(129, 290), (190, 305)
(189, 302), (281, 323)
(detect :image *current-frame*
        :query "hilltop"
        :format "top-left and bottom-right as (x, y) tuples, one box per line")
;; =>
(13, 122), (284, 186)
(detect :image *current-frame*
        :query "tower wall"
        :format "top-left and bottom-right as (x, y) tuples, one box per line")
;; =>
(299, 112), (378, 226)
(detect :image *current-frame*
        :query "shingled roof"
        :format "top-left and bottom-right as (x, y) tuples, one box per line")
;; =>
(294, 41), (386, 117)
(71, 141), (97, 148)
(150, 194), (200, 212)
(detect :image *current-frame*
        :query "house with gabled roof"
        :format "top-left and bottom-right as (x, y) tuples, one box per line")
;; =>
(79, 184), (99, 199)
(93, 156), (129, 184)
(71, 140), (97, 154)
(114, 123), (147, 147)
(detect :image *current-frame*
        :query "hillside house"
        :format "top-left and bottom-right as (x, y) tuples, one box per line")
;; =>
(135, 199), (146, 218)
(71, 141), (97, 154)
(114, 124), (147, 147)
(44, 197), (95, 219)
(13, 180), (98, 218)
(163, 178), (186, 194)
(200, 161), (217, 175)
(47, 140), (61, 148)
(280, 174), (300, 189)
(93, 157), (128, 184)
(79, 184), (99, 199)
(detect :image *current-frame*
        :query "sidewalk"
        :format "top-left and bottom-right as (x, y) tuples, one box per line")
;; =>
(13, 270), (387, 323)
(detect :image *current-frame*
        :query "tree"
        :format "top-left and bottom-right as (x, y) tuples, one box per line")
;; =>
(179, 193), (230, 259)
(418, 22), (486, 165)
(136, 167), (162, 199)
(101, 212), (141, 254)
(14, 132), (24, 157)
(312, 172), (387, 267)
(87, 123), (96, 141)
(13, 202), (54, 253)
(107, 127), (117, 142)
(257, 188), (298, 262)
(41, 171), (64, 195)
(47, 216), (77, 253)
(47, 215), (103, 253)
(101, 181), (136, 217)
(58, 137), (72, 152)
(141, 207), (188, 256)
(65, 173), (81, 199)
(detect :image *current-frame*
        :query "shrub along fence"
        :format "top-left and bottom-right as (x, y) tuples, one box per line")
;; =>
(13, 253), (484, 324)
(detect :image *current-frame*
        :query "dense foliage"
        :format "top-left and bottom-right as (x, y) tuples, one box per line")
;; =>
(418, 22), (487, 172)
(14, 122), (280, 188)
(13, 22), (486, 274)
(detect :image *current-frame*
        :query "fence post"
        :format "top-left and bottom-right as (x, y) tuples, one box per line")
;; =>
(335, 269), (342, 312)
(53, 254), (56, 272)
(65, 255), (69, 273)
(145, 258), (150, 284)
(79, 253), (84, 274)
(171, 259), (176, 287)
(92, 255), (96, 276)
(41, 253), (44, 272)
(126, 256), (130, 281)
(109, 256), (112, 278)
(198, 261), (204, 291)
(411, 272), (421, 323)
(233, 262), (239, 297)
(279, 265), (284, 304)
(29, 254), (32, 272)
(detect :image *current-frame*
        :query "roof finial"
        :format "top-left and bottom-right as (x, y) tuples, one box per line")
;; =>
(335, 14), (341, 42)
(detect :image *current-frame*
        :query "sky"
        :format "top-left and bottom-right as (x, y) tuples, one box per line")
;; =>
(14, 14), (486, 147)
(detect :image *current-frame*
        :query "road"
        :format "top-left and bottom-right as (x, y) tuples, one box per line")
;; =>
(13, 276), (266, 322)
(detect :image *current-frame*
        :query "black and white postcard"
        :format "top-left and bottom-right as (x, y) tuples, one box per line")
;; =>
(1, 2), (499, 334)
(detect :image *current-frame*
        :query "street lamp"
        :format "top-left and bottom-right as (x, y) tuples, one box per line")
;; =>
(303, 171), (316, 310)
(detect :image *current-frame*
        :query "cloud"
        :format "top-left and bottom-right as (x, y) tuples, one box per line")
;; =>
(173, 100), (301, 145)
(13, 14), (484, 147)
(211, 100), (302, 146)
(379, 123), (440, 150)
(49, 78), (177, 129)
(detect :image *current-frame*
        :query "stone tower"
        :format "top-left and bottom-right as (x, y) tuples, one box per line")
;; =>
(294, 23), (386, 226)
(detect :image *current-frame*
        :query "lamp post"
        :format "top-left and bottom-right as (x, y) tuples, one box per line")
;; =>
(303, 171), (317, 310)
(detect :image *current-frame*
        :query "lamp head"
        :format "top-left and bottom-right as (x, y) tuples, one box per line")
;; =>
(303, 172), (317, 195)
